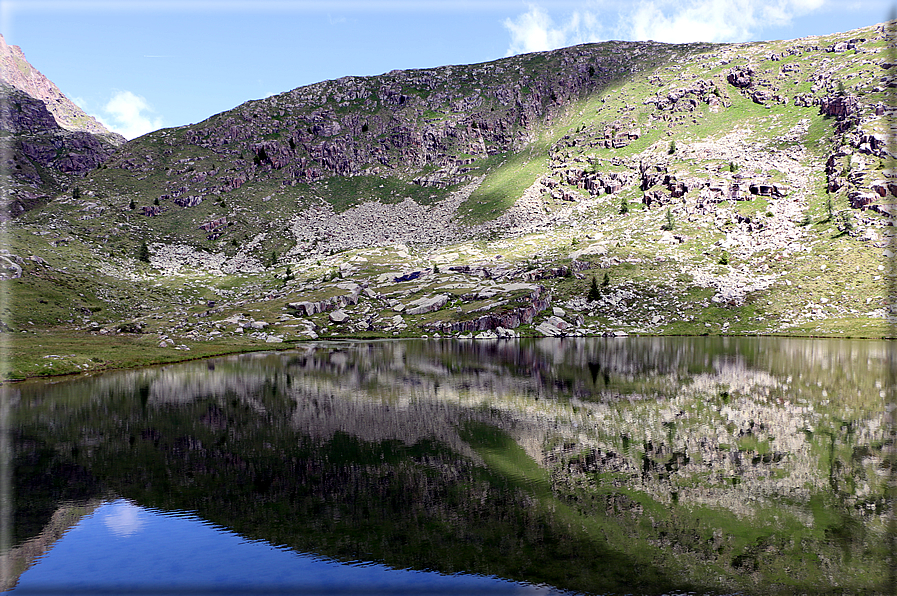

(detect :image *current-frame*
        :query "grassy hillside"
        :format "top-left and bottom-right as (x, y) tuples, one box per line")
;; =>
(2, 23), (895, 379)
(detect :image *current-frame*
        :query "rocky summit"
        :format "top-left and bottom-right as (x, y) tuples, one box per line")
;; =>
(2, 23), (895, 378)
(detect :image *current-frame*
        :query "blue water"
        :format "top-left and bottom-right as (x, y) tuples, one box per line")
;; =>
(9, 499), (572, 596)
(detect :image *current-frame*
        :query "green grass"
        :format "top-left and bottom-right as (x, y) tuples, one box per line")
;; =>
(460, 149), (548, 224)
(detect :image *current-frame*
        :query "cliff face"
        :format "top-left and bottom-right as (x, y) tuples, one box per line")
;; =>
(0, 83), (120, 218)
(0, 33), (124, 144)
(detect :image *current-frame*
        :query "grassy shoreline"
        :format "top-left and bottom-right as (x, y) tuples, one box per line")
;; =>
(3, 325), (891, 383)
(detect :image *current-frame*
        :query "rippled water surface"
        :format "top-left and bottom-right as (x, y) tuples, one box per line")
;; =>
(3, 337), (893, 595)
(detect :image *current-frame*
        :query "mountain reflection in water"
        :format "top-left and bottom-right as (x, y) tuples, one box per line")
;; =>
(5, 337), (893, 595)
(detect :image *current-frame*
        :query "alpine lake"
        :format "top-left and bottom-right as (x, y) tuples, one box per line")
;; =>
(3, 337), (893, 595)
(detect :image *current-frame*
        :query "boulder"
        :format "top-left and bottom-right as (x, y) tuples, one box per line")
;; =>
(726, 66), (753, 89)
(329, 310), (349, 324)
(405, 294), (450, 315)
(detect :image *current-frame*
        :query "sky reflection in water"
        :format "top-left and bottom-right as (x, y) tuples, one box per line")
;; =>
(12, 498), (567, 596)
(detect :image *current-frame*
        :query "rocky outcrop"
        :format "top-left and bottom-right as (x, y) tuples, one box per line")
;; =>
(0, 83), (120, 219)
(426, 287), (550, 334)
(405, 294), (450, 315)
(819, 93), (859, 121)
(726, 66), (753, 89)
(288, 284), (363, 316)
(524, 261), (591, 281)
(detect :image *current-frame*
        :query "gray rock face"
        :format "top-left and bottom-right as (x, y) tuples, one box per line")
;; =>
(405, 294), (450, 316)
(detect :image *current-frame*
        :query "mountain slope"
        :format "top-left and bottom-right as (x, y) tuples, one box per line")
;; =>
(2, 23), (895, 378)
(0, 82), (121, 219)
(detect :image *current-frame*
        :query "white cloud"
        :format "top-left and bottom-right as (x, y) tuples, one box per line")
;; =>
(624, 0), (827, 44)
(503, 0), (831, 55)
(101, 499), (146, 537)
(96, 90), (164, 140)
(503, 4), (599, 55)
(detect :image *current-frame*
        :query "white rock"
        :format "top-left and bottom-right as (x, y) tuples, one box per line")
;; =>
(405, 294), (450, 315)
(495, 326), (518, 339)
(329, 310), (349, 324)
(536, 321), (562, 336)
(475, 330), (498, 339)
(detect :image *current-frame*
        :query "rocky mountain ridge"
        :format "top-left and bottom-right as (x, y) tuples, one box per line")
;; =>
(0, 33), (123, 142)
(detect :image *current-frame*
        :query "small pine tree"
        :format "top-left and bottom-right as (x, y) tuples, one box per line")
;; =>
(668, 140), (676, 155)
(72, 186), (81, 199)
(719, 251), (729, 265)
(153, 197), (159, 206)
(620, 196), (629, 214)
(661, 207), (675, 231)
(824, 196), (834, 222)
(137, 241), (150, 263)
(729, 161), (737, 172)
(269, 250), (277, 267)
(602, 271), (610, 287)
(433, 263), (440, 274)
(588, 276), (601, 301)
(838, 210), (855, 235)
(129, 199), (136, 210)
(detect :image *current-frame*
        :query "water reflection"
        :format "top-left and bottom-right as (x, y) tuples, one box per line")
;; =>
(11, 499), (567, 596)
(6, 337), (892, 595)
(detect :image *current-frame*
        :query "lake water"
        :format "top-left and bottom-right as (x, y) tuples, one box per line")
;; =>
(2, 337), (893, 595)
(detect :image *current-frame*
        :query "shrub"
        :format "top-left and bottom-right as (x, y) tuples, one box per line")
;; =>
(620, 196), (629, 214)
(668, 140), (676, 155)
(719, 251), (729, 265)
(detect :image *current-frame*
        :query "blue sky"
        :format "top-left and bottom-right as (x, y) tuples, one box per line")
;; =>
(2, 0), (894, 139)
